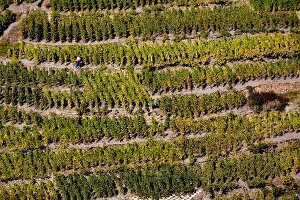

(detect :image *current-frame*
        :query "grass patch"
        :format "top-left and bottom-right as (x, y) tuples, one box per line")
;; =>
(287, 90), (300, 104)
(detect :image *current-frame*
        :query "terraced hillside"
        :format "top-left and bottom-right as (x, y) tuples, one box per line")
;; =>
(0, 0), (300, 199)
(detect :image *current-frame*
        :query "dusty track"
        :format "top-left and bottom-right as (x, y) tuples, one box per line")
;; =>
(21, 31), (291, 47)
(265, 131), (300, 143)
(152, 76), (300, 99)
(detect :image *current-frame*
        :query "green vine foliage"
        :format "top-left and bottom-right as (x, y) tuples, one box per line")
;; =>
(0, 61), (82, 86)
(0, 142), (299, 200)
(1, 59), (300, 99)
(1, 1), (300, 198)
(19, 7), (299, 42)
(158, 91), (247, 117)
(0, 10), (15, 36)
(0, 69), (152, 113)
(1, 113), (300, 182)
(250, 0), (300, 11)
(8, 33), (300, 66)
(49, 0), (231, 11)
(54, 143), (300, 199)
(141, 58), (300, 93)
(1, 103), (300, 152)
(2, 145), (299, 200)
(0, 181), (58, 200)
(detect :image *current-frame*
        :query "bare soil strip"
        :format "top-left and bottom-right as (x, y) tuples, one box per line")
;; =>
(152, 77), (300, 99)
(265, 131), (300, 143)
(21, 31), (291, 47)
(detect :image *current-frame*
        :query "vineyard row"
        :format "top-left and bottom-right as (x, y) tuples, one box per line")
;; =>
(20, 6), (299, 42)
(49, 0), (233, 11)
(1, 58), (300, 95)
(0, 83), (151, 113)
(0, 61), (82, 87)
(250, 0), (300, 11)
(0, 81), (248, 114)
(7, 33), (300, 66)
(1, 102), (300, 151)
(1, 143), (300, 199)
(141, 58), (300, 93)
(1, 107), (300, 180)
(158, 91), (246, 117)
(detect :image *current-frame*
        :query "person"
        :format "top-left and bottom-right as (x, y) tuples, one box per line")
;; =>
(75, 57), (82, 69)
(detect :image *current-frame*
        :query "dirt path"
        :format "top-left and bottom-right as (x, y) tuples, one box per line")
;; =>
(0, 14), (24, 45)
(47, 129), (182, 152)
(265, 131), (300, 143)
(22, 31), (291, 48)
(12, 104), (78, 117)
(0, 58), (115, 71)
(128, 189), (211, 200)
(152, 77), (300, 100)
(8, 0), (50, 14)
(256, 81), (300, 94)
(0, 56), (292, 72)
(0, 20), (21, 42)
(196, 105), (253, 120)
